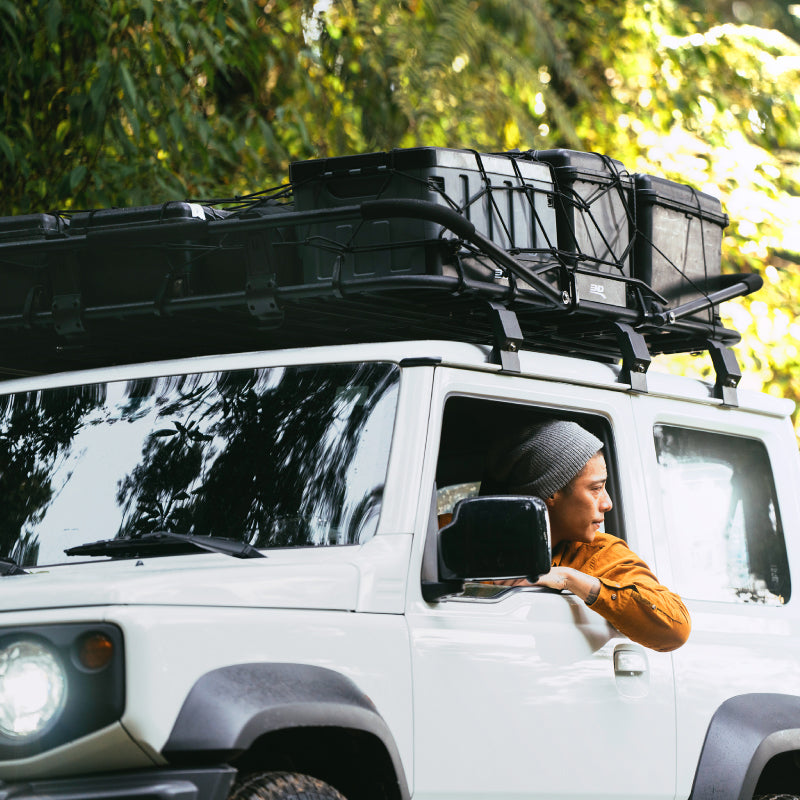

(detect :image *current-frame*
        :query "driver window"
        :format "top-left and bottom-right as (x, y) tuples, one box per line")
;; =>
(435, 396), (623, 540)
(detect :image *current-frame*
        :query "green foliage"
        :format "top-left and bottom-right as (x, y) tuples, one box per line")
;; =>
(0, 0), (323, 209)
(0, 0), (602, 210)
(1, 0), (799, 431)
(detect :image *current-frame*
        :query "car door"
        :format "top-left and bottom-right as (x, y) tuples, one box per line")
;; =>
(405, 366), (677, 800)
(631, 391), (800, 798)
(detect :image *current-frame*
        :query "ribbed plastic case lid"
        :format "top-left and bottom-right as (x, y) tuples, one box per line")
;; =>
(0, 213), (66, 242)
(290, 147), (551, 181)
(634, 174), (728, 226)
(533, 149), (630, 182)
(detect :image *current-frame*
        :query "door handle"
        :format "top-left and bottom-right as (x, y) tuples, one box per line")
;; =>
(614, 643), (647, 676)
(613, 643), (650, 698)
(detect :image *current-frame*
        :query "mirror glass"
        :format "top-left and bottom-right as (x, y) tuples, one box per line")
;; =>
(438, 495), (550, 581)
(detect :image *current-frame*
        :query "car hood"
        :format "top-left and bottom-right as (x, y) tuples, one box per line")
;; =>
(0, 553), (360, 613)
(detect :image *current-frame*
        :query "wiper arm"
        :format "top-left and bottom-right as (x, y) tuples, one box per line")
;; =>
(0, 556), (28, 575)
(65, 531), (266, 560)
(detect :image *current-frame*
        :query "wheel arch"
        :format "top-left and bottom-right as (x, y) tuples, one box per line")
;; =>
(690, 693), (800, 800)
(162, 663), (409, 800)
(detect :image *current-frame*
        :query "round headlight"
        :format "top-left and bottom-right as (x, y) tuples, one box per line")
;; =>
(0, 639), (67, 739)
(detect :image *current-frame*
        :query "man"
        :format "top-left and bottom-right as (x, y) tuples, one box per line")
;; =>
(481, 419), (691, 652)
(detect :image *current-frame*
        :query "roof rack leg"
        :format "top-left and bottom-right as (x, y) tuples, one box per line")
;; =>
(707, 340), (741, 408)
(488, 302), (523, 373)
(245, 232), (284, 325)
(613, 322), (650, 393)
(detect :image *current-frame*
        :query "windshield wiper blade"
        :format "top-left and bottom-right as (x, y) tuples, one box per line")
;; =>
(65, 531), (266, 560)
(0, 556), (28, 575)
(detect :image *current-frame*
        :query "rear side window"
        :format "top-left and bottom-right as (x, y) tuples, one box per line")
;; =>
(654, 425), (790, 605)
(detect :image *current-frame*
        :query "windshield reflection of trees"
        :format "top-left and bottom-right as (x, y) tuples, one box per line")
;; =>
(116, 363), (397, 547)
(0, 363), (397, 564)
(0, 385), (106, 564)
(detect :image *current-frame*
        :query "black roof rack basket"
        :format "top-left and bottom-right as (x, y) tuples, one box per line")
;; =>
(0, 148), (762, 405)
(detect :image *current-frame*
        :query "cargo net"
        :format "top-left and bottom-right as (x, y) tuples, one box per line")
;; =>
(0, 148), (759, 373)
(247, 147), (730, 329)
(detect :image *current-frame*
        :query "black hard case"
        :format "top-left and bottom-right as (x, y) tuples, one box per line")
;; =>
(532, 149), (634, 277)
(290, 148), (558, 282)
(633, 174), (728, 318)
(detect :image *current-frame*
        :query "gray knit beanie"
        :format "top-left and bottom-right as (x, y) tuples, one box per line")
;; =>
(481, 420), (603, 498)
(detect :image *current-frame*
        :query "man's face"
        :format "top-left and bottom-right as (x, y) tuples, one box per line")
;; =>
(545, 452), (612, 547)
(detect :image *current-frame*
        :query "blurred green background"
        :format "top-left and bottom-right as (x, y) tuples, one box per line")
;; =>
(2, 0), (799, 425)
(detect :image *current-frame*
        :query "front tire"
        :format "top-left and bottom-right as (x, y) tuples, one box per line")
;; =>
(754, 795), (800, 799)
(229, 772), (347, 800)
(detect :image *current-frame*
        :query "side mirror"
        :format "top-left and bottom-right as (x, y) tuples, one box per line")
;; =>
(423, 495), (551, 601)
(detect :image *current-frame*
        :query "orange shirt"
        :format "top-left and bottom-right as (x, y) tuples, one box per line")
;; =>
(552, 531), (691, 652)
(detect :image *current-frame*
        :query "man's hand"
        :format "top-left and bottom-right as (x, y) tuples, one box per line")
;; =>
(535, 566), (601, 605)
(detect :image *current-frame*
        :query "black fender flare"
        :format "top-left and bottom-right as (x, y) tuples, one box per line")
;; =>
(162, 663), (409, 798)
(690, 693), (800, 800)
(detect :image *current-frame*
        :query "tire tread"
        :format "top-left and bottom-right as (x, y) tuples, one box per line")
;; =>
(230, 771), (346, 800)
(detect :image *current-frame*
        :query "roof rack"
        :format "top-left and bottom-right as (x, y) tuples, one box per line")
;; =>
(0, 148), (762, 405)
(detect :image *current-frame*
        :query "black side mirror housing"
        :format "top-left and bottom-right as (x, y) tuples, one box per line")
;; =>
(423, 495), (551, 601)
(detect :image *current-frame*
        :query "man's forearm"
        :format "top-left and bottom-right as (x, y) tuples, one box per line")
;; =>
(536, 566), (601, 604)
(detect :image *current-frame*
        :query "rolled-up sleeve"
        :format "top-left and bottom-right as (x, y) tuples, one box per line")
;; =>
(555, 534), (691, 652)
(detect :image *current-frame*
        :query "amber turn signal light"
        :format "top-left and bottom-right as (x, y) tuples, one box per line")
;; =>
(78, 632), (114, 670)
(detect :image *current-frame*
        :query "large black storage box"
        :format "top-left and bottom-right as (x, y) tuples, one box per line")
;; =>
(633, 175), (728, 320)
(0, 213), (69, 319)
(65, 202), (216, 308)
(532, 149), (634, 277)
(290, 148), (558, 282)
(68, 202), (300, 309)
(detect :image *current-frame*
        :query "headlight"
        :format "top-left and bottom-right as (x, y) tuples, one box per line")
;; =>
(0, 624), (123, 760)
(0, 639), (67, 739)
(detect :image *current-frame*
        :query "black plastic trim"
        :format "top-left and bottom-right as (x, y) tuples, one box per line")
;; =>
(163, 663), (409, 799)
(0, 766), (236, 800)
(690, 693), (800, 800)
(398, 357), (442, 367)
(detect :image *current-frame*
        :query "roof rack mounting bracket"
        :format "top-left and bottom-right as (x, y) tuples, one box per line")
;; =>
(707, 339), (741, 408)
(50, 251), (86, 338)
(488, 302), (523, 373)
(244, 232), (283, 325)
(52, 292), (85, 338)
(613, 322), (650, 393)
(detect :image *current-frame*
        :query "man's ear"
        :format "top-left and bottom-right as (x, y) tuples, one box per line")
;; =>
(544, 494), (557, 508)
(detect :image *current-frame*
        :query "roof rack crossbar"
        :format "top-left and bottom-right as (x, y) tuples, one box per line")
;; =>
(653, 272), (764, 324)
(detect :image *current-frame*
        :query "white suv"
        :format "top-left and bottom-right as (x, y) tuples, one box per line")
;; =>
(0, 148), (798, 800)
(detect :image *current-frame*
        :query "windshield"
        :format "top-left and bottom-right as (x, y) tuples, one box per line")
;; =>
(0, 361), (399, 566)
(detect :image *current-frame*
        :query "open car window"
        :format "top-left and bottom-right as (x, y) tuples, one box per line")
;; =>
(434, 396), (623, 539)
